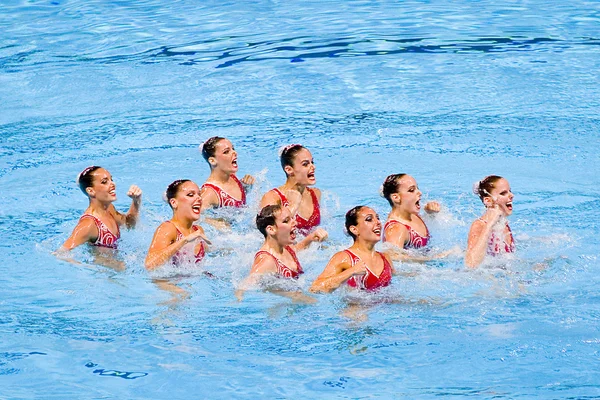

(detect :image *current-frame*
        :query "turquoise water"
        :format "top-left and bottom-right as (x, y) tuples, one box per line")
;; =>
(2, 0), (600, 398)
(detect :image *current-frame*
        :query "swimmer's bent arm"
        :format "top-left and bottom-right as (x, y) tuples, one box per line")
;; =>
(144, 223), (205, 270)
(112, 185), (142, 229)
(465, 219), (493, 268)
(309, 252), (365, 294)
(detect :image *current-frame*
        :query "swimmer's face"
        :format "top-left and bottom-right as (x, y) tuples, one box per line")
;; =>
(394, 175), (422, 214)
(285, 149), (315, 185)
(486, 178), (514, 216)
(271, 207), (297, 245)
(87, 168), (117, 202)
(171, 181), (202, 221)
(349, 207), (382, 242)
(210, 139), (238, 173)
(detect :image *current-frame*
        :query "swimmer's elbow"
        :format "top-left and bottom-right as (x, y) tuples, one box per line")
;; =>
(464, 254), (480, 269)
(309, 281), (333, 294)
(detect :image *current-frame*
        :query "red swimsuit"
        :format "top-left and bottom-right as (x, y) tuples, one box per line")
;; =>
(170, 223), (206, 264)
(201, 175), (246, 208)
(254, 246), (303, 279)
(383, 217), (430, 249)
(272, 187), (320, 233)
(487, 222), (515, 255)
(80, 214), (120, 249)
(345, 250), (393, 291)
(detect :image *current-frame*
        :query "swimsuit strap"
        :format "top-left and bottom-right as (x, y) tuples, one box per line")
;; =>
(295, 188), (320, 225)
(272, 188), (290, 208)
(255, 248), (302, 278)
(202, 175), (246, 207)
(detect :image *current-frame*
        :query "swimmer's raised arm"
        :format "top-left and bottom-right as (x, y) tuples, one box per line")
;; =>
(240, 174), (256, 189)
(309, 252), (366, 294)
(111, 185), (143, 229)
(465, 220), (494, 268)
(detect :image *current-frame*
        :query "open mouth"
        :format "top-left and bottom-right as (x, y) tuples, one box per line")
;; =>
(506, 202), (513, 211)
(192, 205), (201, 214)
(415, 199), (421, 210)
(290, 228), (297, 241)
(109, 189), (116, 196)
(373, 227), (381, 236)
(232, 159), (238, 168)
(307, 171), (315, 179)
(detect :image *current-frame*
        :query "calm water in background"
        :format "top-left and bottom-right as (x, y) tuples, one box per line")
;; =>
(1, 0), (600, 398)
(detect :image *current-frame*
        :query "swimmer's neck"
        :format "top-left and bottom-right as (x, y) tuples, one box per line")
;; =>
(171, 216), (194, 231)
(281, 179), (306, 194)
(87, 199), (112, 215)
(208, 168), (233, 184)
(263, 238), (285, 254)
(351, 239), (377, 255)
(389, 207), (414, 222)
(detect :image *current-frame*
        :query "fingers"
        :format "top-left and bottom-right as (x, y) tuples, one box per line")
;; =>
(424, 201), (441, 213)
(241, 175), (256, 186)
(127, 185), (143, 199)
(311, 228), (328, 242)
(186, 229), (212, 245)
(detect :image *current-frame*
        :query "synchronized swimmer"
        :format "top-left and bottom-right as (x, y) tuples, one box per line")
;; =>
(58, 144), (518, 300)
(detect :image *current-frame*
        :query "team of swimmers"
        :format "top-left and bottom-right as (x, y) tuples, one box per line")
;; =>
(58, 136), (516, 298)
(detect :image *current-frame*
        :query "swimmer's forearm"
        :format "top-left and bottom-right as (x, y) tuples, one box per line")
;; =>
(465, 225), (494, 268)
(310, 269), (355, 293)
(125, 199), (141, 229)
(144, 240), (187, 270)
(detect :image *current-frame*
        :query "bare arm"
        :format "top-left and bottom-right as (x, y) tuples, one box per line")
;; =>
(144, 223), (208, 270)
(465, 206), (503, 268)
(295, 228), (328, 251)
(309, 252), (366, 294)
(235, 253), (278, 301)
(112, 185), (142, 228)
(465, 220), (493, 268)
(259, 190), (280, 209)
(199, 185), (220, 212)
(59, 217), (97, 251)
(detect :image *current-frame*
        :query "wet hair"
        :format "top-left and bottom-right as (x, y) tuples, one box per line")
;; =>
(165, 179), (191, 209)
(345, 205), (366, 240)
(381, 173), (407, 206)
(200, 136), (226, 165)
(77, 166), (102, 195)
(279, 144), (306, 173)
(256, 204), (282, 237)
(474, 175), (503, 202)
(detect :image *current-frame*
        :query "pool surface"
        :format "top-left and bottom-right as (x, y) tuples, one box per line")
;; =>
(1, 0), (600, 398)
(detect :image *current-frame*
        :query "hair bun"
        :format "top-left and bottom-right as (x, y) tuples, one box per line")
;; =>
(379, 184), (385, 198)
(472, 181), (481, 196)
(162, 191), (169, 203)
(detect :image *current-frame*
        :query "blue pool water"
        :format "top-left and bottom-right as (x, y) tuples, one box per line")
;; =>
(2, 0), (600, 398)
